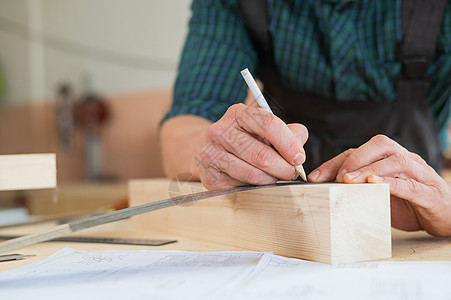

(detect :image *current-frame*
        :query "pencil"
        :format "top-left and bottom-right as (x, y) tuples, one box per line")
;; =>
(240, 68), (307, 182)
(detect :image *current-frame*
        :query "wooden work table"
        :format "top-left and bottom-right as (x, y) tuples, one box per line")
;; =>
(1, 179), (451, 272)
(0, 219), (251, 272)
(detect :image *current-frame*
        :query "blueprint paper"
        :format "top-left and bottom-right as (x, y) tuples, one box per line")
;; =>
(0, 247), (270, 300)
(2, 247), (451, 300)
(231, 255), (451, 300)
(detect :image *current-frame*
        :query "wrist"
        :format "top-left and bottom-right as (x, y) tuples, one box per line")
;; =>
(188, 132), (208, 181)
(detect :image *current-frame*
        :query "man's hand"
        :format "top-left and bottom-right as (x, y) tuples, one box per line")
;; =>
(308, 134), (451, 236)
(194, 103), (308, 190)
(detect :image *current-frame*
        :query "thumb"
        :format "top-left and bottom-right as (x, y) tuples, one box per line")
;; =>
(287, 123), (309, 146)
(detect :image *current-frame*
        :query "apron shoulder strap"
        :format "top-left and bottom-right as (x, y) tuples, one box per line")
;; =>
(238, 0), (448, 102)
(397, 0), (448, 101)
(237, 0), (274, 66)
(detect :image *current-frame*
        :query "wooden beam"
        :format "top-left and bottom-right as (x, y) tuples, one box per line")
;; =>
(0, 154), (56, 191)
(129, 180), (391, 264)
(0, 183), (286, 254)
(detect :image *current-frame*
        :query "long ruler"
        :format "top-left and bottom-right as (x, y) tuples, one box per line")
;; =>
(0, 182), (301, 254)
(0, 235), (177, 246)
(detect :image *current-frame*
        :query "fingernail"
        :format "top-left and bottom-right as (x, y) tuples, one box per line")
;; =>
(293, 152), (305, 165)
(345, 171), (361, 180)
(368, 175), (384, 183)
(292, 172), (299, 180)
(309, 170), (320, 181)
(337, 169), (347, 182)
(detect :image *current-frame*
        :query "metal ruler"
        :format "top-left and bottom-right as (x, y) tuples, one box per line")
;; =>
(0, 253), (35, 262)
(0, 182), (302, 254)
(0, 235), (177, 246)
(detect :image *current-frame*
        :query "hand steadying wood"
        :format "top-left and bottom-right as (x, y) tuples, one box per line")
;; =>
(309, 135), (451, 237)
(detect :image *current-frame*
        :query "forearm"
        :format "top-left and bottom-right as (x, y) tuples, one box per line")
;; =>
(160, 115), (212, 180)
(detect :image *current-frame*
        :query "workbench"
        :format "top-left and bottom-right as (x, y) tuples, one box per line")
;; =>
(1, 178), (451, 272)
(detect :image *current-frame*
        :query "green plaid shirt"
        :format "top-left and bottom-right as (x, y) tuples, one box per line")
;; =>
(164, 0), (451, 147)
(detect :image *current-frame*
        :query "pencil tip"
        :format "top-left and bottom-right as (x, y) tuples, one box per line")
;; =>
(296, 165), (308, 182)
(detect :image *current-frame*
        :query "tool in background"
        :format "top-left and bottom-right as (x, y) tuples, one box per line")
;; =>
(57, 83), (76, 152)
(74, 75), (111, 181)
(0, 182), (304, 254)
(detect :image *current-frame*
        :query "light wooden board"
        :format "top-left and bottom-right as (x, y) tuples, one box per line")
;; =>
(0, 183), (285, 254)
(0, 154), (56, 191)
(26, 183), (127, 215)
(130, 180), (391, 264)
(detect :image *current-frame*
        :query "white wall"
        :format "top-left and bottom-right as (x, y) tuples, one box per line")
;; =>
(0, 0), (32, 102)
(0, 0), (192, 103)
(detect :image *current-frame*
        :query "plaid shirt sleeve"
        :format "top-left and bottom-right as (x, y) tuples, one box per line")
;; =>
(161, 0), (258, 124)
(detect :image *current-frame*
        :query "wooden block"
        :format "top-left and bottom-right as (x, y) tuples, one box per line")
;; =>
(0, 154), (56, 191)
(27, 183), (128, 215)
(129, 180), (391, 264)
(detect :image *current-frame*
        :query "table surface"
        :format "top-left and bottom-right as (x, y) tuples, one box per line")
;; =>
(1, 178), (451, 272)
(1, 219), (451, 272)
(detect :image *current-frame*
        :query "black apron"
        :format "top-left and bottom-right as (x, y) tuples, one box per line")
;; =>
(238, 0), (447, 173)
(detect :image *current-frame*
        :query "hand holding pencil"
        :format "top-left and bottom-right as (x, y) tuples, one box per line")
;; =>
(190, 68), (308, 190)
(241, 68), (307, 182)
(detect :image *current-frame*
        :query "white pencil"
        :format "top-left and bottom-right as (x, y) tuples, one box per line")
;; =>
(240, 68), (307, 182)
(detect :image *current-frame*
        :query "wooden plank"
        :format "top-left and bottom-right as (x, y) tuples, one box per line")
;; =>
(0, 183), (286, 254)
(26, 183), (127, 215)
(129, 180), (391, 264)
(0, 154), (56, 191)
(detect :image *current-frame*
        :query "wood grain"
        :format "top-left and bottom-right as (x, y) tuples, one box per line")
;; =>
(130, 180), (392, 264)
(0, 183), (286, 254)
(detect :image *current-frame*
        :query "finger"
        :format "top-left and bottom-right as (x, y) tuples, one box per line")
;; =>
(229, 103), (307, 167)
(389, 195), (422, 232)
(196, 149), (240, 190)
(336, 135), (408, 182)
(200, 168), (246, 190)
(251, 133), (271, 146)
(207, 121), (297, 181)
(308, 149), (355, 182)
(287, 123), (309, 145)
(287, 124), (309, 181)
(367, 175), (438, 210)
(196, 147), (245, 190)
(343, 153), (439, 184)
(221, 153), (279, 185)
(198, 142), (278, 188)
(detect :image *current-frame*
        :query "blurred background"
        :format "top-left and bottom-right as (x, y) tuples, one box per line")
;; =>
(0, 0), (191, 185)
(0, 0), (451, 220)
